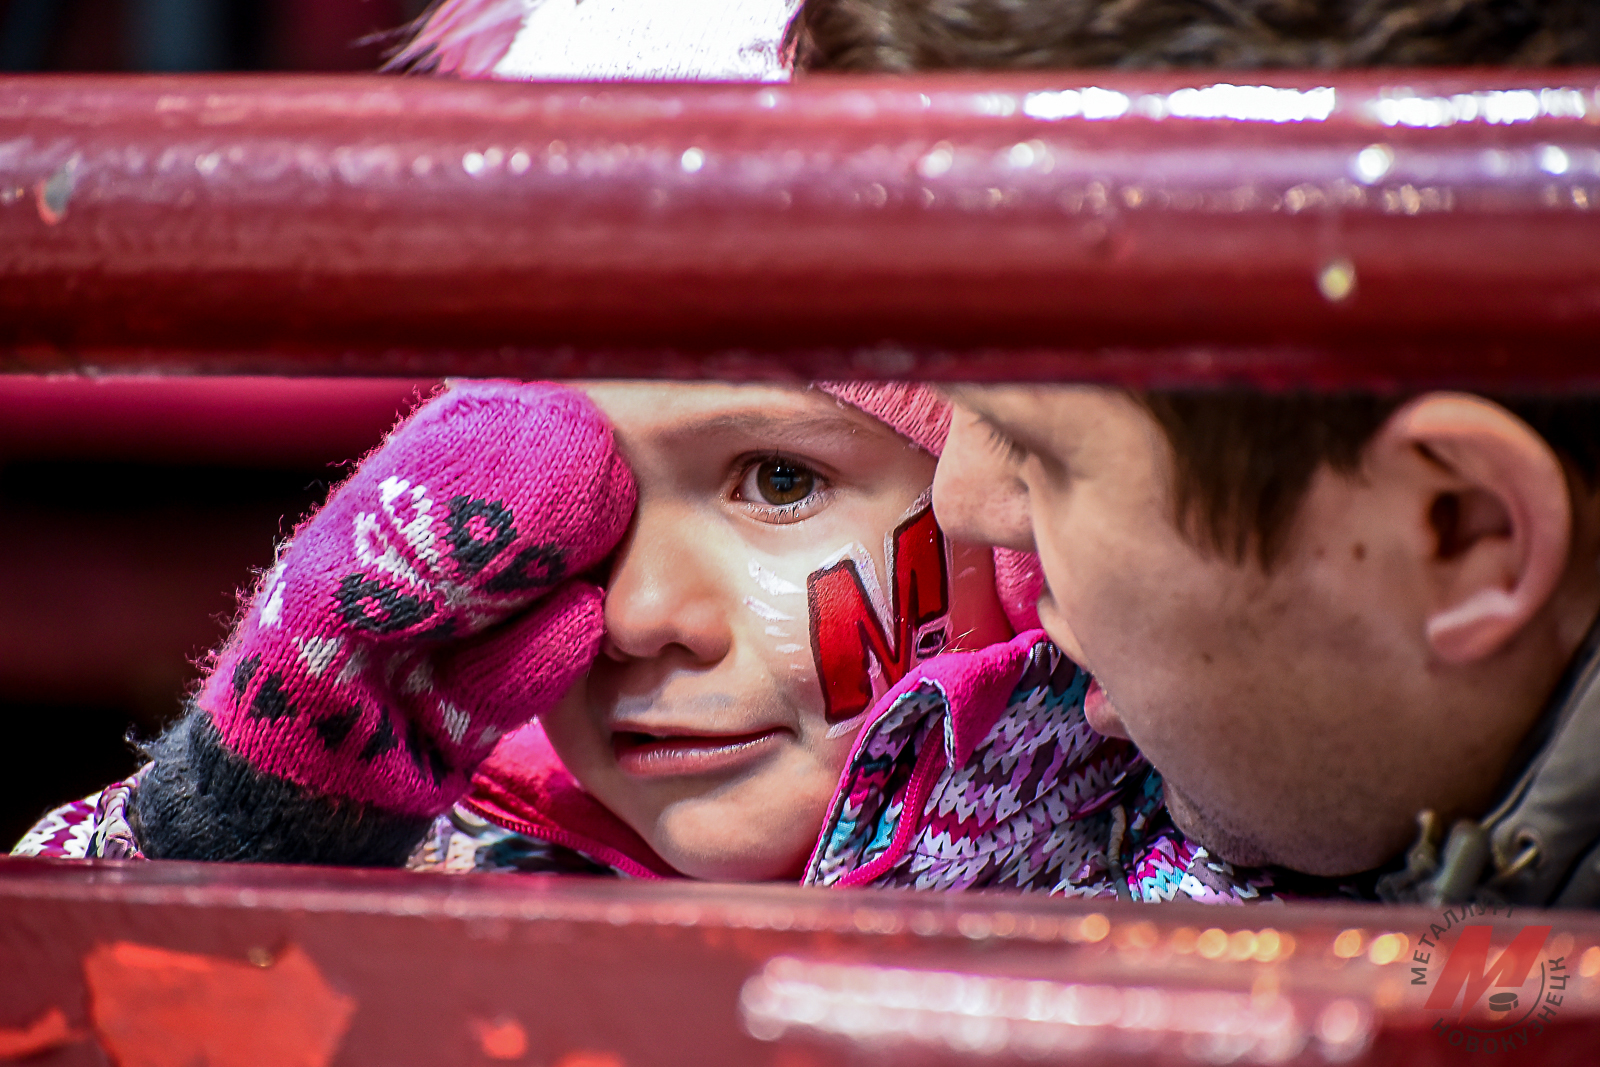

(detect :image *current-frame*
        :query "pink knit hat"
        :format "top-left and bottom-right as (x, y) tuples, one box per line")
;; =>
(817, 381), (1044, 634)
(816, 381), (951, 456)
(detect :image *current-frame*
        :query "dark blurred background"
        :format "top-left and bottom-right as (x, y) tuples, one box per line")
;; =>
(1, 0), (445, 847)
(0, 379), (437, 846)
(1, 0), (431, 73)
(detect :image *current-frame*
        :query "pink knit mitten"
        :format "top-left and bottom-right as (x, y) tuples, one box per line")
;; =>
(195, 382), (634, 818)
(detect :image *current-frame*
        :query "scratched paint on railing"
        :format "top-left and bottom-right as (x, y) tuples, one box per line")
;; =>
(83, 942), (355, 1067)
(0, 1008), (81, 1060)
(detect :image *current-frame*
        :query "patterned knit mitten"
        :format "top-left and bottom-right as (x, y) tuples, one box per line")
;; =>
(194, 381), (634, 819)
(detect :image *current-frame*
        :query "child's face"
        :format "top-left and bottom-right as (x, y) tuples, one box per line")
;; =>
(540, 383), (1012, 881)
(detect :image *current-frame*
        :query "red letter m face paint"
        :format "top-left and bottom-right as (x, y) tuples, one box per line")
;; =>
(807, 496), (951, 726)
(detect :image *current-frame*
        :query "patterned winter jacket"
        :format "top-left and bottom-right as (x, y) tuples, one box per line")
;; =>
(17, 631), (1342, 904)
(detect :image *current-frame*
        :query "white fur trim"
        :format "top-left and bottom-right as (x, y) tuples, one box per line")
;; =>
(492, 0), (798, 81)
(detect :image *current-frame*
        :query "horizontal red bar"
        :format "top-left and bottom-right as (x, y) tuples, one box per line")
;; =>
(2, 73), (1599, 386)
(4, 857), (1599, 1066)
(0, 374), (431, 464)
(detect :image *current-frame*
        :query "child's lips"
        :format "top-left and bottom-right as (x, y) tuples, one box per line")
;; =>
(610, 728), (785, 778)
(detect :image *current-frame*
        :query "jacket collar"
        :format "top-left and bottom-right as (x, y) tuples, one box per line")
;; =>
(1381, 613), (1600, 907)
(1480, 612), (1600, 905)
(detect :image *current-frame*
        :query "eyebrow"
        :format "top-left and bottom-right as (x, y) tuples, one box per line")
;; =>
(972, 410), (1028, 454)
(951, 393), (1025, 444)
(953, 391), (1058, 462)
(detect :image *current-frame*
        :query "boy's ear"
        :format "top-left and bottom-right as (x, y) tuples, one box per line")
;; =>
(1374, 394), (1571, 664)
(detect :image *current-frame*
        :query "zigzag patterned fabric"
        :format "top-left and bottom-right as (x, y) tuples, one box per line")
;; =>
(407, 805), (618, 875)
(14, 771), (145, 861)
(806, 640), (1302, 902)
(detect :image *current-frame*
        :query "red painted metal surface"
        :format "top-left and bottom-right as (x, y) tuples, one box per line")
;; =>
(2, 73), (1600, 387)
(3, 857), (1599, 1066)
(0, 375), (432, 466)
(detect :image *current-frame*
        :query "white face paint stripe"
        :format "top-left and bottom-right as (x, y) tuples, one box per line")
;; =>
(824, 708), (871, 740)
(744, 596), (795, 622)
(748, 559), (804, 597)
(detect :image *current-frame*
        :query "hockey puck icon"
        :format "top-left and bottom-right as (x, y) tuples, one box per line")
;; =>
(1488, 993), (1519, 1013)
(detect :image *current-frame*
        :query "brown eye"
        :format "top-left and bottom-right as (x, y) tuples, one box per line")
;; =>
(755, 459), (815, 506)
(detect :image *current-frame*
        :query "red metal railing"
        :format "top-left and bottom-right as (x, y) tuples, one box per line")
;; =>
(3, 72), (1600, 386)
(4, 858), (1599, 1067)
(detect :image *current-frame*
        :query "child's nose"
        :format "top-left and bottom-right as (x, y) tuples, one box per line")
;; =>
(933, 408), (1036, 553)
(600, 503), (733, 665)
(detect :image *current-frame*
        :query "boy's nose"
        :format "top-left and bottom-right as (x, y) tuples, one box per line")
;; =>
(932, 406), (1036, 553)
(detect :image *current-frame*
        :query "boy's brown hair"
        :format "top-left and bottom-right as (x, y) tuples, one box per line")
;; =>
(1139, 392), (1600, 567)
(794, 0), (1600, 73)
(795, 0), (1600, 566)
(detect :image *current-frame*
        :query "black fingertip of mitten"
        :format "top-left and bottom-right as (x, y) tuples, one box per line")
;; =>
(130, 710), (434, 867)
